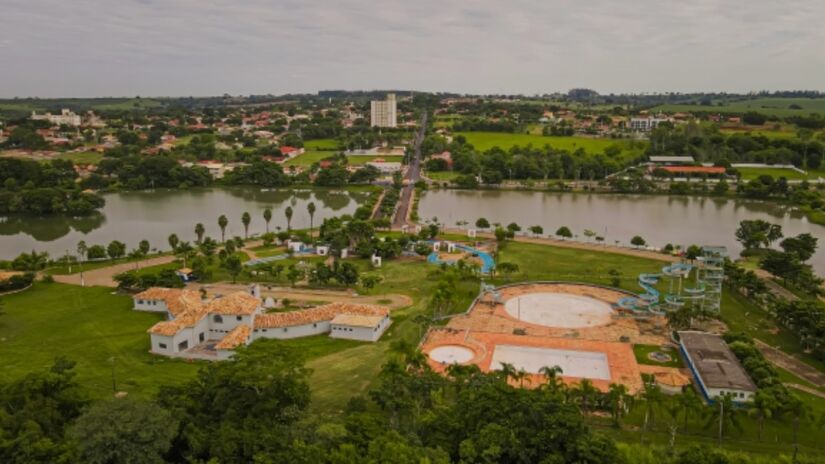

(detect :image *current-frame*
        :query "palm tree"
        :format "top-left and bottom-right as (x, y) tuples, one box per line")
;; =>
(747, 390), (778, 442)
(607, 383), (631, 427)
(786, 394), (812, 458)
(677, 387), (699, 432)
(707, 393), (741, 446)
(194, 223), (205, 243)
(285, 206), (293, 233)
(639, 375), (663, 444)
(168, 233), (179, 252)
(241, 211), (251, 238)
(176, 241), (195, 268)
(307, 202), (316, 237)
(263, 208), (272, 234)
(497, 362), (518, 384)
(218, 215), (228, 243)
(575, 379), (599, 420)
(76, 241), (88, 286)
(138, 240), (151, 257)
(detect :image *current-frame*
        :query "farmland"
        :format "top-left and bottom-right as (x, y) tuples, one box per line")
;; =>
(652, 97), (825, 118)
(456, 131), (646, 158)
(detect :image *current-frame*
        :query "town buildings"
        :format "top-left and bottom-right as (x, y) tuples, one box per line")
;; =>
(370, 93), (397, 128)
(30, 109), (82, 127)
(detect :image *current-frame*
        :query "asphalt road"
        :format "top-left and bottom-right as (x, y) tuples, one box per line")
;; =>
(393, 112), (427, 227)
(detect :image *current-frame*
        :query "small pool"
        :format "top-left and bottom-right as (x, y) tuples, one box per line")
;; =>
(427, 244), (495, 274)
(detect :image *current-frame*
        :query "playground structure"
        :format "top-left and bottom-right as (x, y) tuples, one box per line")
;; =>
(617, 246), (726, 316)
(427, 242), (495, 274)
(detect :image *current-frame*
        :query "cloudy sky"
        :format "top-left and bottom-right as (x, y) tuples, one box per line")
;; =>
(2, 0), (824, 97)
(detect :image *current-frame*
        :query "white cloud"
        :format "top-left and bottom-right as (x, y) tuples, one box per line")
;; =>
(1, 0), (823, 97)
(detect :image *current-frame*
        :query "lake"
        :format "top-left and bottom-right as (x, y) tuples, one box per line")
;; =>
(0, 187), (371, 259)
(418, 189), (825, 275)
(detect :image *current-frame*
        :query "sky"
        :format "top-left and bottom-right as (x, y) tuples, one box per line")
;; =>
(2, 0), (824, 98)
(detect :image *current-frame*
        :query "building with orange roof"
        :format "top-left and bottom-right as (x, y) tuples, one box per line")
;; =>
(134, 286), (391, 360)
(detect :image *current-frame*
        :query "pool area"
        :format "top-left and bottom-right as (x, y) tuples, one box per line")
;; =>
(427, 243), (495, 274)
(491, 344), (611, 380)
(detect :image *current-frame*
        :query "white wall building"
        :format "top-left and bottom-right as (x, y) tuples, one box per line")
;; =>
(370, 93), (397, 128)
(134, 289), (391, 360)
(630, 117), (669, 132)
(31, 109), (82, 127)
(678, 331), (757, 404)
(366, 161), (402, 174)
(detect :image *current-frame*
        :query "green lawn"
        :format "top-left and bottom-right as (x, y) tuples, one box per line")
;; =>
(55, 151), (104, 165)
(456, 131), (645, 158)
(633, 344), (684, 368)
(0, 283), (201, 399)
(653, 97), (825, 117)
(736, 166), (811, 181)
(425, 171), (461, 182)
(284, 151), (336, 167)
(304, 138), (340, 151)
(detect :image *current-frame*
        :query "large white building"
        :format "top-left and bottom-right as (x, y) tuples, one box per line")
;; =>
(629, 116), (669, 132)
(134, 287), (391, 360)
(31, 109), (82, 127)
(370, 93), (397, 128)
(678, 331), (756, 404)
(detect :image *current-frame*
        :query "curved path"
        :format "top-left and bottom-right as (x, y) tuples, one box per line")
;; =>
(52, 255), (177, 287)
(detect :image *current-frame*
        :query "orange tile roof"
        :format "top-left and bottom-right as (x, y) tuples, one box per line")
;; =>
(330, 313), (386, 328)
(255, 302), (389, 329)
(134, 288), (204, 318)
(206, 291), (261, 315)
(215, 325), (251, 350)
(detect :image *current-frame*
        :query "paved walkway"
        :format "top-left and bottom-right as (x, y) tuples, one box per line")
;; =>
(755, 339), (825, 387)
(52, 255), (177, 287)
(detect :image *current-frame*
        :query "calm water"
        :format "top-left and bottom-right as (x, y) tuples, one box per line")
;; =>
(0, 187), (370, 259)
(419, 190), (825, 275)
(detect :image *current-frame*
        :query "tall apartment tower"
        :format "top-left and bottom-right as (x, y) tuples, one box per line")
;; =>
(370, 93), (397, 128)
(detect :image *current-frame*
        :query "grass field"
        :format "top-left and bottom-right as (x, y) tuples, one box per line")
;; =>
(632, 344), (684, 368)
(304, 138), (340, 151)
(55, 150), (104, 165)
(652, 97), (825, 117)
(425, 171), (462, 181)
(347, 155), (403, 165)
(0, 283), (200, 399)
(456, 131), (645, 158)
(284, 151), (336, 167)
(736, 166), (811, 181)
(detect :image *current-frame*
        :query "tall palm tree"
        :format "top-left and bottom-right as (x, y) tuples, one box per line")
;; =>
(307, 202), (316, 238)
(241, 211), (251, 238)
(607, 383), (630, 427)
(194, 223), (205, 243)
(539, 365), (564, 394)
(747, 390), (778, 442)
(706, 393), (741, 446)
(285, 206), (293, 233)
(218, 215), (228, 243)
(677, 387), (699, 432)
(176, 241), (195, 268)
(263, 208), (272, 234)
(575, 379), (598, 420)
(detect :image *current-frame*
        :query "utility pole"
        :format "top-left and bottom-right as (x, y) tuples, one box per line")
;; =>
(110, 357), (117, 394)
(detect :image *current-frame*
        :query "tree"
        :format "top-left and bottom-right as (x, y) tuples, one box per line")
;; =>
(167, 233), (179, 252)
(497, 262), (519, 279)
(11, 250), (49, 271)
(735, 219), (782, 250)
(223, 255), (242, 283)
(747, 390), (778, 441)
(608, 269), (621, 287)
(707, 393), (741, 446)
(69, 399), (178, 464)
(475, 217), (490, 230)
(138, 240), (151, 257)
(263, 207), (272, 234)
(630, 235), (646, 248)
(87, 245), (106, 260)
(194, 223), (205, 243)
(555, 226), (572, 240)
(286, 265), (303, 287)
(780, 233), (818, 262)
(307, 202), (316, 237)
(107, 241), (126, 260)
(607, 383), (631, 427)
(583, 229), (596, 242)
(241, 211), (251, 238)
(360, 274), (382, 290)
(218, 214), (228, 242)
(285, 206), (294, 233)
(685, 245), (702, 262)
(528, 225), (543, 236)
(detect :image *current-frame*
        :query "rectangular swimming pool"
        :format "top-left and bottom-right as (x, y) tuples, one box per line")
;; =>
(491, 344), (611, 380)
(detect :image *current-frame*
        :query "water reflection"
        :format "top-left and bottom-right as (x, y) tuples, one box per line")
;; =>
(419, 190), (825, 275)
(0, 187), (368, 259)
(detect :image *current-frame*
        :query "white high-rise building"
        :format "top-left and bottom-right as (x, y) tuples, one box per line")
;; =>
(370, 93), (397, 128)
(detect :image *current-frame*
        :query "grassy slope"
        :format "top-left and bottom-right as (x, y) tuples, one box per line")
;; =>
(736, 166), (811, 181)
(54, 151), (104, 165)
(0, 283), (200, 399)
(284, 151), (336, 167)
(304, 139), (340, 150)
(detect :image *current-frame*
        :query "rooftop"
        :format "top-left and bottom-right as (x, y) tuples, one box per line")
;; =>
(206, 291), (261, 315)
(215, 325), (251, 350)
(255, 302), (389, 329)
(649, 156), (695, 164)
(679, 331), (757, 392)
(330, 313), (386, 328)
(660, 166), (726, 174)
(134, 288), (203, 318)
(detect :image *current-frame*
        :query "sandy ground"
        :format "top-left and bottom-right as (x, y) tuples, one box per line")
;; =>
(52, 255), (177, 287)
